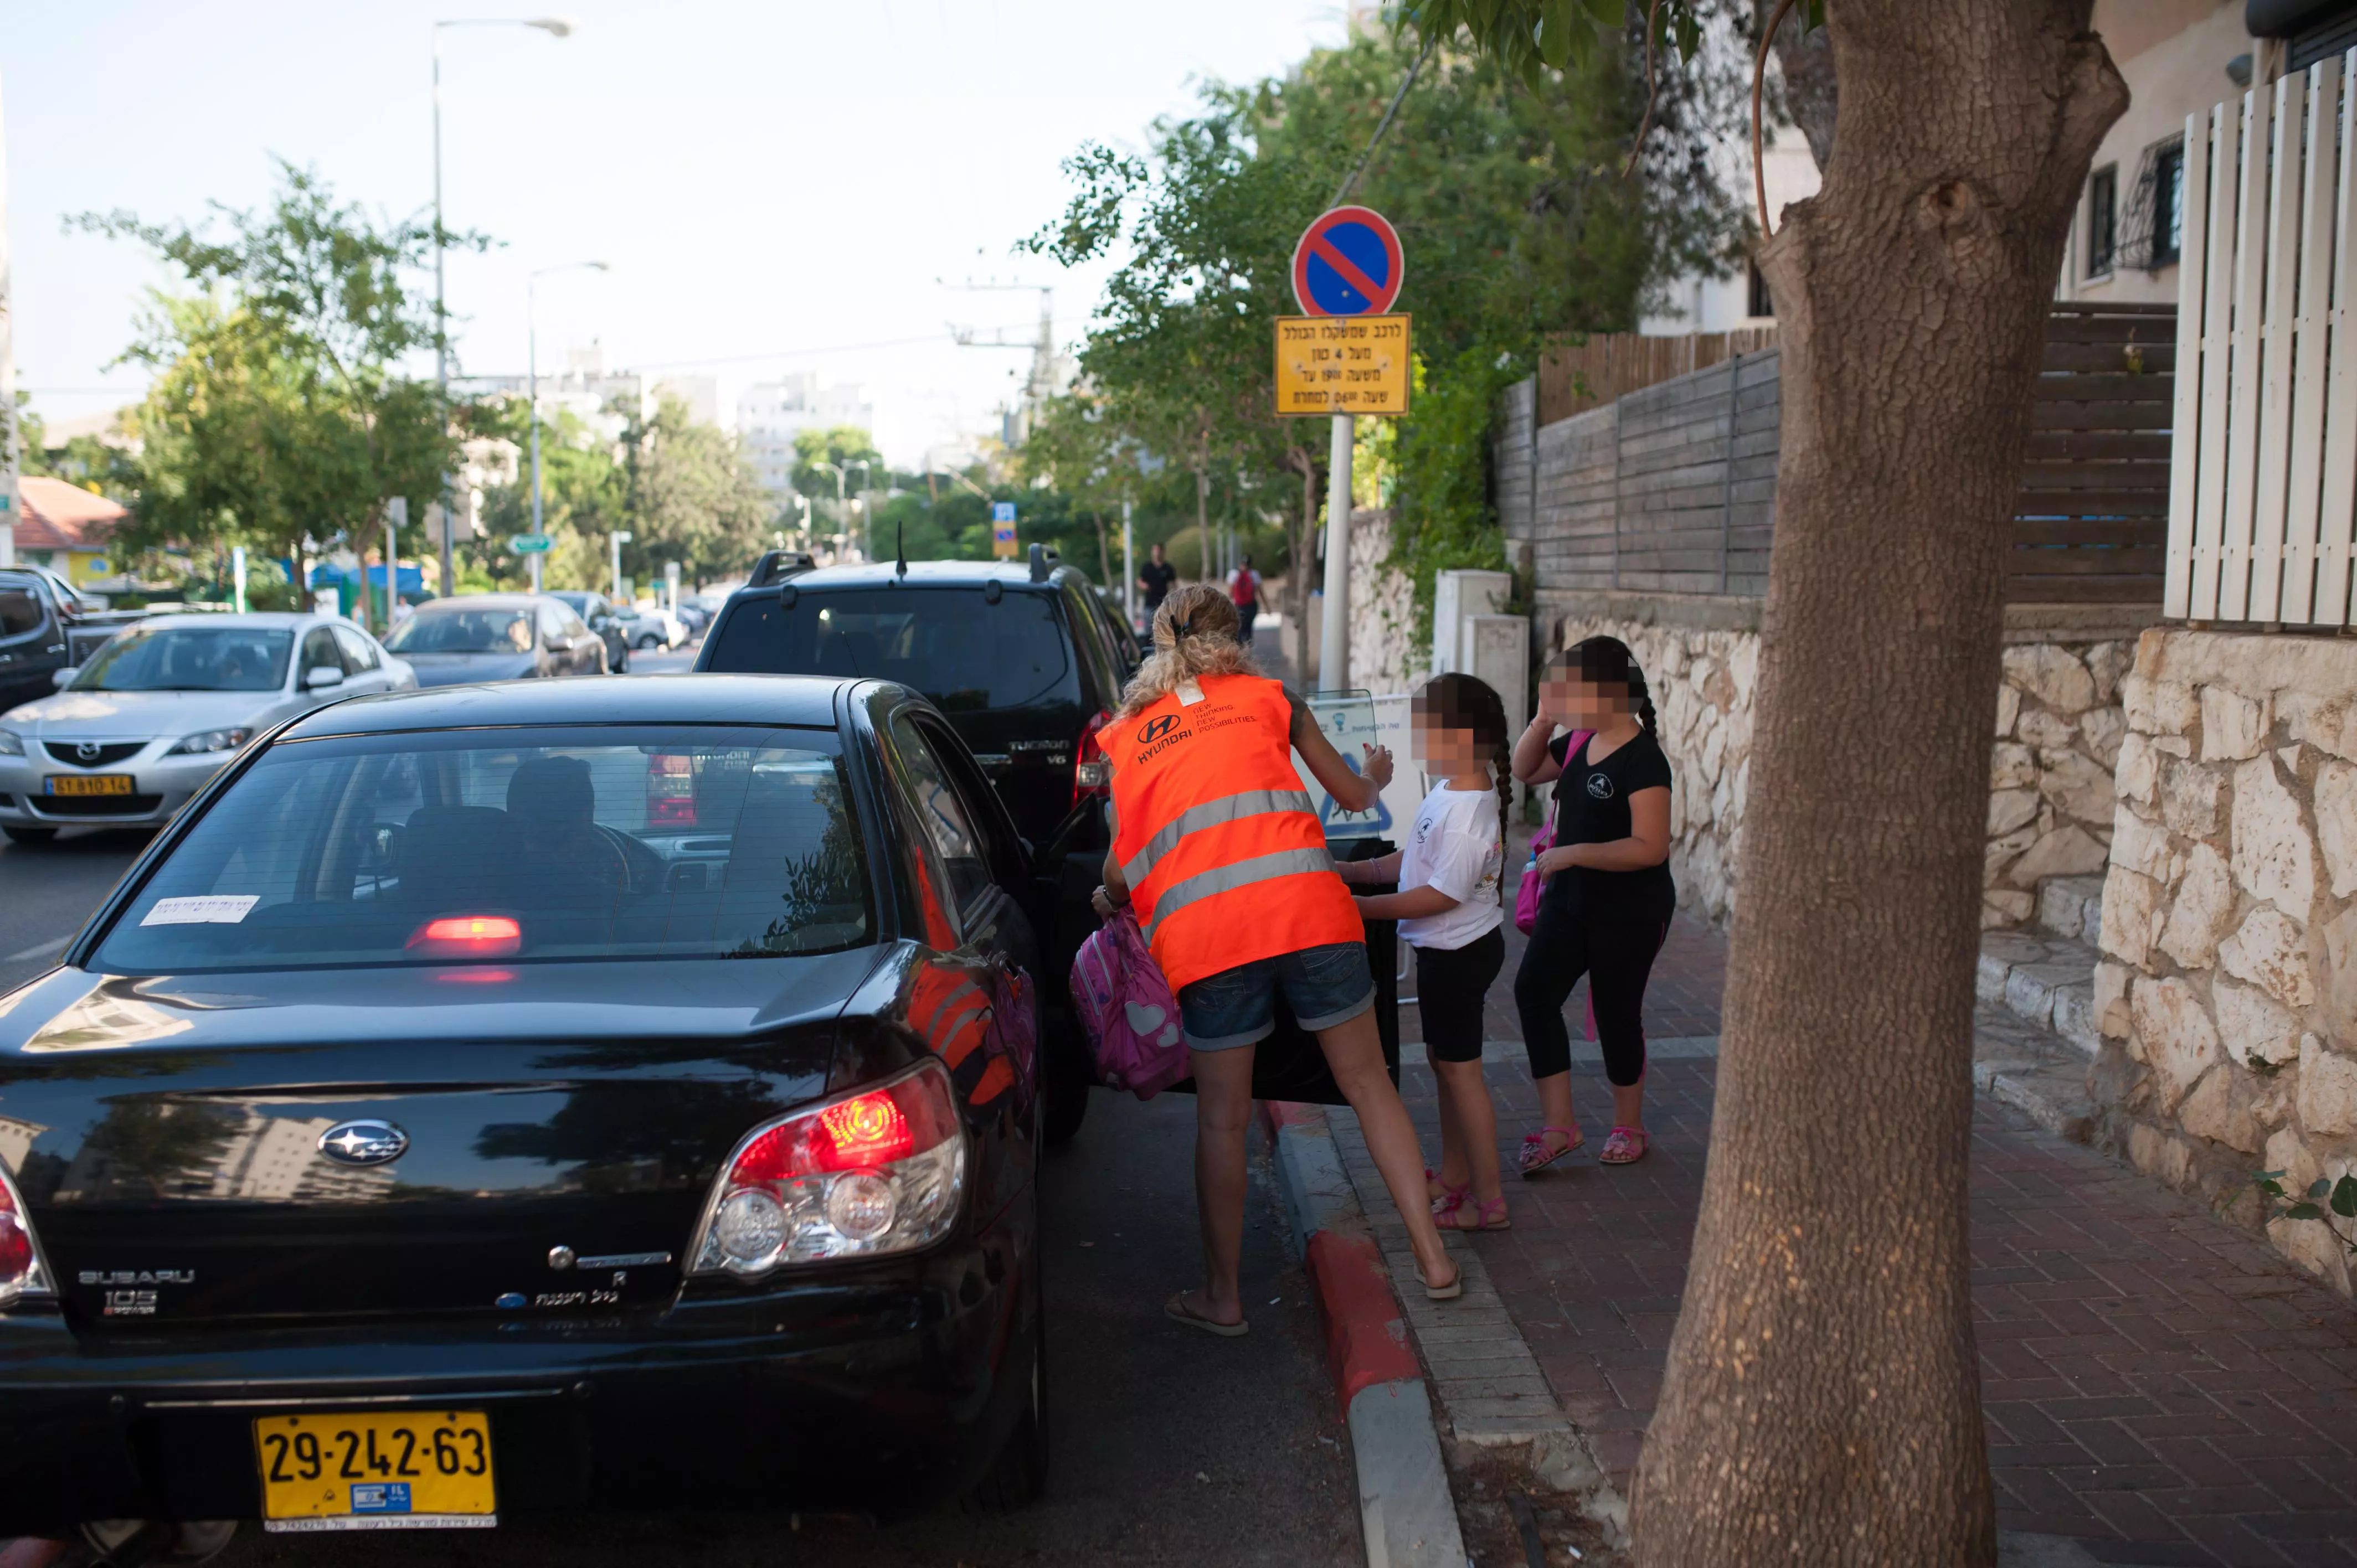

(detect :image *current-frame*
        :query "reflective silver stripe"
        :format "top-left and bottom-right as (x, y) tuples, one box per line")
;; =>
(1120, 788), (1317, 890)
(1143, 845), (1338, 943)
(913, 978), (985, 1036)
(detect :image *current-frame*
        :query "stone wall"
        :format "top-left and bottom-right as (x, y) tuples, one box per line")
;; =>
(1531, 596), (2151, 932)
(2089, 628), (2357, 1296)
(1344, 507), (1418, 697)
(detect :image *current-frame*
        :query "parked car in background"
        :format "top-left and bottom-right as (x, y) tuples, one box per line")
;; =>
(672, 596), (714, 635)
(0, 674), (1047, 1542)
(545, 590), (632, 673)
(697, 549), (1138, 1144)
(620, 602), (691, 651)
(381, 594), (605, 687)
(0, 611), (414, 843)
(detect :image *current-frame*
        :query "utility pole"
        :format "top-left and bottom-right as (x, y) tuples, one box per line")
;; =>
(384, 497), (407, 630)
(1319, 414), (1352, 693)
(1123, 497), (1135, 630)
(944, 280), (1054, 443)
(609, 530), (631, 603)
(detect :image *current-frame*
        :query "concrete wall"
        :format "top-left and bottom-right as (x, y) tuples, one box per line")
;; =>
(2089, 627), (2357, 1295)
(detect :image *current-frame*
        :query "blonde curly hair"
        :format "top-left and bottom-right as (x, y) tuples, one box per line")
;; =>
(1115, 583), (1258, 719)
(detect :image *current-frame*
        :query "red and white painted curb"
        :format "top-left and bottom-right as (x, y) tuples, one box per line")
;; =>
(1262, 1101), (1466, 1568)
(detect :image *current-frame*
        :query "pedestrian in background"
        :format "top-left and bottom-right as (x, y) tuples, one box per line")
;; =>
(1138, 541), (1178, 618)
(1227, 554), (1262, 646)
(1338, 672), (1512, 1231)
(1093, 584), (1462, 1335)
(1510, 637), (1674, 1172)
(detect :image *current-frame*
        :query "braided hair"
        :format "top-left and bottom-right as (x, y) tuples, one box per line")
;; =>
(1414, 672), (1514, 902)
(1559, 636), (1657, 736)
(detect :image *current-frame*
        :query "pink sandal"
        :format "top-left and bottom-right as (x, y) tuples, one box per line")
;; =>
(1518, 1126), (1584, 1177)
(1600, 1126), (1649, 1164)
(1435, 1195), (1510, 1231)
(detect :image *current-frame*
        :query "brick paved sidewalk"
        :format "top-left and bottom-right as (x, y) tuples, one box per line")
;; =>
(1390, 854), (2357, 1566)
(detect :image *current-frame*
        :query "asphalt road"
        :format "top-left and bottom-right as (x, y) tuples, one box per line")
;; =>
(0, 827), (150, 993)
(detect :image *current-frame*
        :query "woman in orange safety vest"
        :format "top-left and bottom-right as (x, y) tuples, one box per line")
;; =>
(1094, 584), (1461, 1334)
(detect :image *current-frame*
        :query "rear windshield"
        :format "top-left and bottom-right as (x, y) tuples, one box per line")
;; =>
(92, 725), (870, 972)
(385, 608), (533, 654)
(704, 588), (1077, 713)
(0, 586), (44, 639)
(74, 627), (294, 693)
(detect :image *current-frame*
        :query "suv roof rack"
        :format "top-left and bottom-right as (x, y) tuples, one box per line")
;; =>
(747, 550), (817, 589)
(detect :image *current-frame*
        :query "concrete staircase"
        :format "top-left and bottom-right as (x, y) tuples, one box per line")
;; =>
(1970, 874), (2106, 1144)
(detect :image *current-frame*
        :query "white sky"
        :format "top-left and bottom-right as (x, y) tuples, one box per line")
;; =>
(7, 1), (1345, 467)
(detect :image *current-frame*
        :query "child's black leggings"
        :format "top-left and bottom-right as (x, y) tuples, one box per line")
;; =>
(1513, 896), (1671, 1086)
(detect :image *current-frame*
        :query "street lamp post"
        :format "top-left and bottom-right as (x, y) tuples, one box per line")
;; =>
(609, 530), (632, 604)
(434, 16), (576, 600)
(527, 260), (608, 592)
(811, 461), (848, 563)
(845, 458), (874, 562)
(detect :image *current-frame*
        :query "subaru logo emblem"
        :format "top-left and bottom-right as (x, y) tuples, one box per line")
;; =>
(1136, 714), (1178, 744)
(318, 1120), (409, 1167)
(74, 741), (102, 763)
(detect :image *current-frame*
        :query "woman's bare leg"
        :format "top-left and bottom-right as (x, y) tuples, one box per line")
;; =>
(1315, 1010), (1458, 1290)
(1432, 1059), (1502, 1205)
(1432, 1071), (1469, 1196)
(1181, 1044), (1257, 1326)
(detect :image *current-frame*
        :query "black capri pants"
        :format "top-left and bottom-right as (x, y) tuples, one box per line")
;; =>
(1513, 893), (1672, 1087)
(1413, 927), (1506, 1065)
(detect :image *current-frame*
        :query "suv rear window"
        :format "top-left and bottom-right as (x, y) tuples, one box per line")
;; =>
(0, 586), (44, 639)
(706, 589), (1077, 713)
(92, 725), (869, 972)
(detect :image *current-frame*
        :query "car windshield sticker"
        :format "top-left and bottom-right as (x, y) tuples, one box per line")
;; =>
(141, 895), (260, 926)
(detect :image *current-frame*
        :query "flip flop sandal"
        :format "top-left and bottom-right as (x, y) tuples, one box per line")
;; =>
(1434, 1196), (1510, 1232)
(1519, 1126), (1584, 1178)
(1417, 1265), (1464, 1301)
(1600, 1126), (1649, 1165)
(1165, 1292), (1249, 1337)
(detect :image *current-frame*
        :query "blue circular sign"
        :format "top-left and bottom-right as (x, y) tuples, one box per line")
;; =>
(1292, 206), (1405, 317)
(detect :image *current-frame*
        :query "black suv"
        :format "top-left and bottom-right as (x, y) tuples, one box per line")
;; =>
(699, 549), (1134, 1142)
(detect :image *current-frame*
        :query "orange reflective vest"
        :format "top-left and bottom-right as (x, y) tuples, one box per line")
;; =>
(1103, 673), (1362, 994)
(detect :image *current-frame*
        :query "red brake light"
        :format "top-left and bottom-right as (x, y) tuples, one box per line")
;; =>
(647, 752), (697, 826)
(0, 1170), (48, 1306)
(1074, 708), (1113, 806)
(691, 1058), (967, 1276)
(406, 915), (522, 958)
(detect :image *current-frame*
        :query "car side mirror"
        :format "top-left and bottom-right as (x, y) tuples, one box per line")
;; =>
(545, 634), (573, 653)
(303, 665), (345, 689)
(51, 667), (78, 690)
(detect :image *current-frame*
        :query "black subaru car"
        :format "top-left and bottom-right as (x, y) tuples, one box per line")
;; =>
(0, 675), (1047, 1548)
(697, 551), (1135, 1144)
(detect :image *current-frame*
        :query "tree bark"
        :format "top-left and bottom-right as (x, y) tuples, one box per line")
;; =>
(1195, 461), (1212, 582)
(1628, 5), (2123, 1562)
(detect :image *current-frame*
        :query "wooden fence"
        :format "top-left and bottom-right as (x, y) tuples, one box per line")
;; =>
(2166, 55), (2357, 626)
(1501, 306), (2175, 605)
(1536, 328), (1780, 426)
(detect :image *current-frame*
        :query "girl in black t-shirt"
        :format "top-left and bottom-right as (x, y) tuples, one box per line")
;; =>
(1509, 637), (1675, 1170)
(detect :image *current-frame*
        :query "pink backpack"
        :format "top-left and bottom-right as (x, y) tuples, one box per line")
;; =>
(1069, 911), (1190, 1100)
(1515, 730), (1591, 935)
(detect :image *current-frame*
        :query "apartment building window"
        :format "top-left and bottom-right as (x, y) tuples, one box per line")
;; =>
(2150, 141), (2185, 267)
(2086, 165), (2118, 278)
(1746, 257), (1773, 319)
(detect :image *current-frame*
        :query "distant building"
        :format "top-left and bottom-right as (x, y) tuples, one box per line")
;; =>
(457, 342), (724, 446)
(13, 477), (130, 588)
(0, 1115), (47, 1178)
(738, 374), (877, 501)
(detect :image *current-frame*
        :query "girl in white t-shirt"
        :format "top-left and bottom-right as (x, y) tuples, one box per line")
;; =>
(1335, 674), (1512, 1231)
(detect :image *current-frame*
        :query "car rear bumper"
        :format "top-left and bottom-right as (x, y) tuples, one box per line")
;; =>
(0, 1229), (1036, 1535)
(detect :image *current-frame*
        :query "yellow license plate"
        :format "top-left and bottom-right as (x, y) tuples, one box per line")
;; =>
(44, 774), (133, 796)
(254, 1410), (496, 1530)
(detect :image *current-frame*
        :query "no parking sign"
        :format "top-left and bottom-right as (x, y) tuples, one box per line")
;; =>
(1291, 206), (1404, 317)
(1276, 207), (1410, 417)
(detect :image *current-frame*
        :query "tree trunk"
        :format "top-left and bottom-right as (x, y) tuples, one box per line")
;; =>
(1628, 6), (2123, 1562)
(1287, 443), (1321, 688)
(1092, 508), (1111, 585)
(1195, 463), (1212, 583)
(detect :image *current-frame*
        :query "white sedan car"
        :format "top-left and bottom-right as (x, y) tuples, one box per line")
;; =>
(0, 612), (413, 843)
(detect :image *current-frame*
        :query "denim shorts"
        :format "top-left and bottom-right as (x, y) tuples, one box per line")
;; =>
(1177, 941), (1375, 1051)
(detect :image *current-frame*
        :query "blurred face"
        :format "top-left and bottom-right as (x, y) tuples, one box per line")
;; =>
(1151, 544), (1165, 562)
(1540, 668), (1627, 728)
(1411, 706), (1487, 776)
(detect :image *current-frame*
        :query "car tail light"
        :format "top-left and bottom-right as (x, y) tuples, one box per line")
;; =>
(688, 1058), (966, 1277)
(406, 915), (522, 958)
(1073, 708), (1113, 807)
(0, 1167), (54, 1308)
(647, 752), (697, 826)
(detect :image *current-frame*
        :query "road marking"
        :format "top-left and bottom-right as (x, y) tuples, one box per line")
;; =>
(2, 935), (69, 964)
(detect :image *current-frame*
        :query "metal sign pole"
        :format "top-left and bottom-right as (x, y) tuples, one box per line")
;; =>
(1123, 497), (1135, 628)
(1319, 412), (1352, 693)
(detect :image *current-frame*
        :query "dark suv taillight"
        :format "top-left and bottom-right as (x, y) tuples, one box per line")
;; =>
(0, 1165), (53, 1308)
(1073, 708), (1113, 807)
(687, 1058), (967, 1278)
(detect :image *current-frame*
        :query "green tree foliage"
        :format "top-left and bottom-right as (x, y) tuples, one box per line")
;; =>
(74, 161), (482, 571)
(619, 394), (775, 588)
(1029, 25), (1738, 667)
